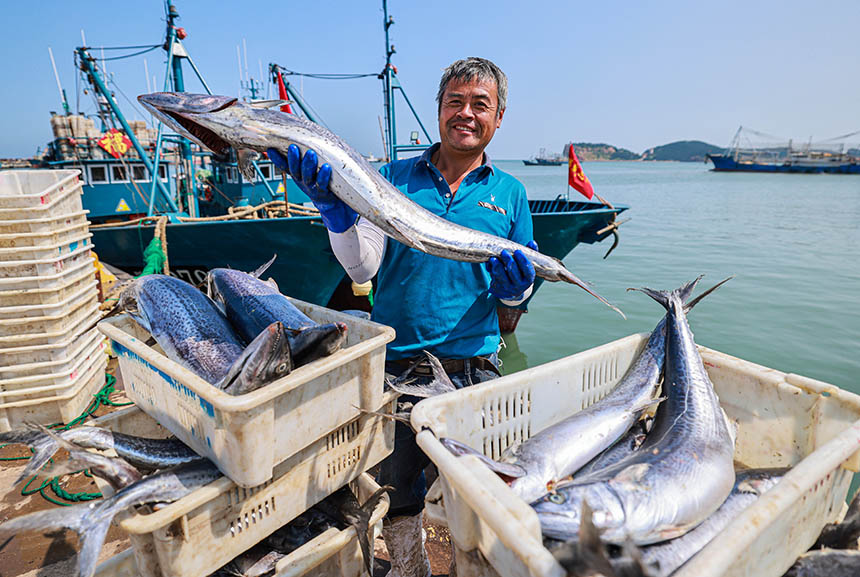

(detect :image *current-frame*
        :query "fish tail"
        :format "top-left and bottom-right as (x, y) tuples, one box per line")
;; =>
(355, 485), (392, 575)
(554, 267), (626, 319)
(439, 437), (527, 481)
(0, 425), (61, 486)
(685, 275), (734, 313)
(0, 498), (115, 577)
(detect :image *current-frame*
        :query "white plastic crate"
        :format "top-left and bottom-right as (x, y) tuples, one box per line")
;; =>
(0, 242), (92, 278)
(0, 220), (91, 249)
(0, 231), (91, 262)
(0, 298), (99, 341)
(0, 257), (96, 306)
(0, 169), (82, 212)
(412, 334), (860, 577)
(0, 336), (106, 400)
(0, 328), (103, 380)
(0, 351), (105, 432)
(0, 209), (89, 234)
(0, 313), (101, 364)
(98, 298), (395, 487)
(91, 404), (393, 577)
(94, 472), (389, 577)
(0, 277), (97, 320)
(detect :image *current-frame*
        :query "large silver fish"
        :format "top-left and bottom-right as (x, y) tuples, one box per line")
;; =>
(119, 274), (292, 394)
(0, 460), (221, 577)
(440, 277), (732, 504)
(640, 468), (785, 577)
(532, 279), (737, 545)
(138, 92), (623, 318)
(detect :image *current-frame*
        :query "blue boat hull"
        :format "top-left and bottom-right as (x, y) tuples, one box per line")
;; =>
(708, 154), (860, 174)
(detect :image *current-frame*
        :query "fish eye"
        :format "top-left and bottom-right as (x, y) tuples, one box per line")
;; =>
(548, 493), (566, 505)
(276, 363), (288, 373)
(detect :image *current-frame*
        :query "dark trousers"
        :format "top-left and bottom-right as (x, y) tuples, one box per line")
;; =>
(377, 355), (500, 518)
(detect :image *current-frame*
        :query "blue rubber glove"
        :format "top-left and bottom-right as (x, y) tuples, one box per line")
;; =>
(267, 145), (358, 233)
(488, 240), (538, 301)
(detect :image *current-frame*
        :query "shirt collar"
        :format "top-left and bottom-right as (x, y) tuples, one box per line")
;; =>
(419, 143), (495, 176)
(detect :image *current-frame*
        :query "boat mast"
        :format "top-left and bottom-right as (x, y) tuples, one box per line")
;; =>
(76, 46), (178, 212)
(165, 1), (199, 218)
(380, 0), (433, 162)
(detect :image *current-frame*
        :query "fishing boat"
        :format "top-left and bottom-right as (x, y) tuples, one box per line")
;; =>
(707, 126), (860, 174)
(29, 0), (626, 331)
(523, 148), (566, 166)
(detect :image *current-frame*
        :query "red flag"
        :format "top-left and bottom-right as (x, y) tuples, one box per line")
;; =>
(567, 144), (594, 200)
(275, 71), (293, 114)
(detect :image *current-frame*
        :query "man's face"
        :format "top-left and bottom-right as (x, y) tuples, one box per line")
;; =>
(438, 77), (504, 154)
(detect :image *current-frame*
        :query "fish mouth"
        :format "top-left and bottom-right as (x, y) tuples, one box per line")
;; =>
(138, 92), (237, 154)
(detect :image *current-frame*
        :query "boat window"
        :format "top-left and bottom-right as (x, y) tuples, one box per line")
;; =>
(258, 163), (272, 180)
(111, 165), (129, 183)
(88, 165), (108, 183)
(132, 165), (149, 182)
(158, 164), (168, 181)
(227, 167), (237, 183)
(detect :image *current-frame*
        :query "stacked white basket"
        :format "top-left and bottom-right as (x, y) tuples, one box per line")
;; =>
(0, 170), (106, 431)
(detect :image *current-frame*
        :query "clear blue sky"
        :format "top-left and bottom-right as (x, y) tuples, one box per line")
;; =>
(2, 0), (858, 159)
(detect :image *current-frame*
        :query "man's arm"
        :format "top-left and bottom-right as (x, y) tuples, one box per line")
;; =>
(328, 218), (387, 284)
(492, 182), (535, 306)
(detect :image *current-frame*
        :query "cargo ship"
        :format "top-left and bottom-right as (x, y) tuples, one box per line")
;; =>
(707, 126), (860, 174)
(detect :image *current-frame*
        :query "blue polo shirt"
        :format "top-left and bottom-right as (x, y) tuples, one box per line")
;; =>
(371, 143), (533, 361)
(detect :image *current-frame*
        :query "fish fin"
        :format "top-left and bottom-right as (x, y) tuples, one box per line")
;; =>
(613, 463), (651, 485)
(439, 437), (527, 479)
(676, 275), (705, 304)
(220, 322), (292, 395)
(387, 216), (427, 253)
(630, 396), (666, 415)
(237, 148), (261, 181)
(684, 275), (735, 312)
(628, 286), (671, 310)
(247, 99), (289, 109)
(422, 350), (457, 393)
(251, 255), (277, 279)
(287, 322), (348, 366)
(266, 278), (279, 290)
(555, 268), (626, 319)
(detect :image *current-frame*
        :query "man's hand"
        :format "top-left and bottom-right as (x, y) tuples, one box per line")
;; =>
(488, 240), (538, 301)
(268, 145), (358, 233)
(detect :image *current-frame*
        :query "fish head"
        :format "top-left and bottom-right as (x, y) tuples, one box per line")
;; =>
(532, 483), (625, 542)
(138, 92), (276, 156)
(221, 321), (293, 395)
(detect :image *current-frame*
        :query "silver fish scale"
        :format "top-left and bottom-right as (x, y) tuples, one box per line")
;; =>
(533, 291), (735, 545)
(132, 275), (245, 384)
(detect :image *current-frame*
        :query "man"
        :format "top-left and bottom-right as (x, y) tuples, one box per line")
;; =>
(269, 57), (535, 577)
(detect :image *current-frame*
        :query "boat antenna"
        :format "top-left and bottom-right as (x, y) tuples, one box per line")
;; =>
(47, 47), (70, 115)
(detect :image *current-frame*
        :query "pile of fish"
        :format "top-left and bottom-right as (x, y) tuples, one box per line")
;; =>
(116, 258), (347, 395)
(137, 92), (625, 319)
(0, 423), (384, 577)
(439, 276), (799, 575)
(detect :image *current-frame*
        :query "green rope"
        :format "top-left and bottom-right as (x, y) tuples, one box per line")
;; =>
(136, 237), (166, 277)
(0, 373), (135, 505)
(367, 287), (374, 307)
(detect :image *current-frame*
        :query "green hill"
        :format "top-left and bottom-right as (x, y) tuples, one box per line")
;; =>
(568, 142), (639, 161)
(641, 140), (723, 162)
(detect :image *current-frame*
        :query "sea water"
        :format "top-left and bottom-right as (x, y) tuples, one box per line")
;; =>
(497, 160), (860, 393)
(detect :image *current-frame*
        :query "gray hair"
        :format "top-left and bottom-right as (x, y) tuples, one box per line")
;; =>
(436, 57), (508, 117)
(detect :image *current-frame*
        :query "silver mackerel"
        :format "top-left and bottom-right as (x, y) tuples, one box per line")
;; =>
(138, 92), (623, 317)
